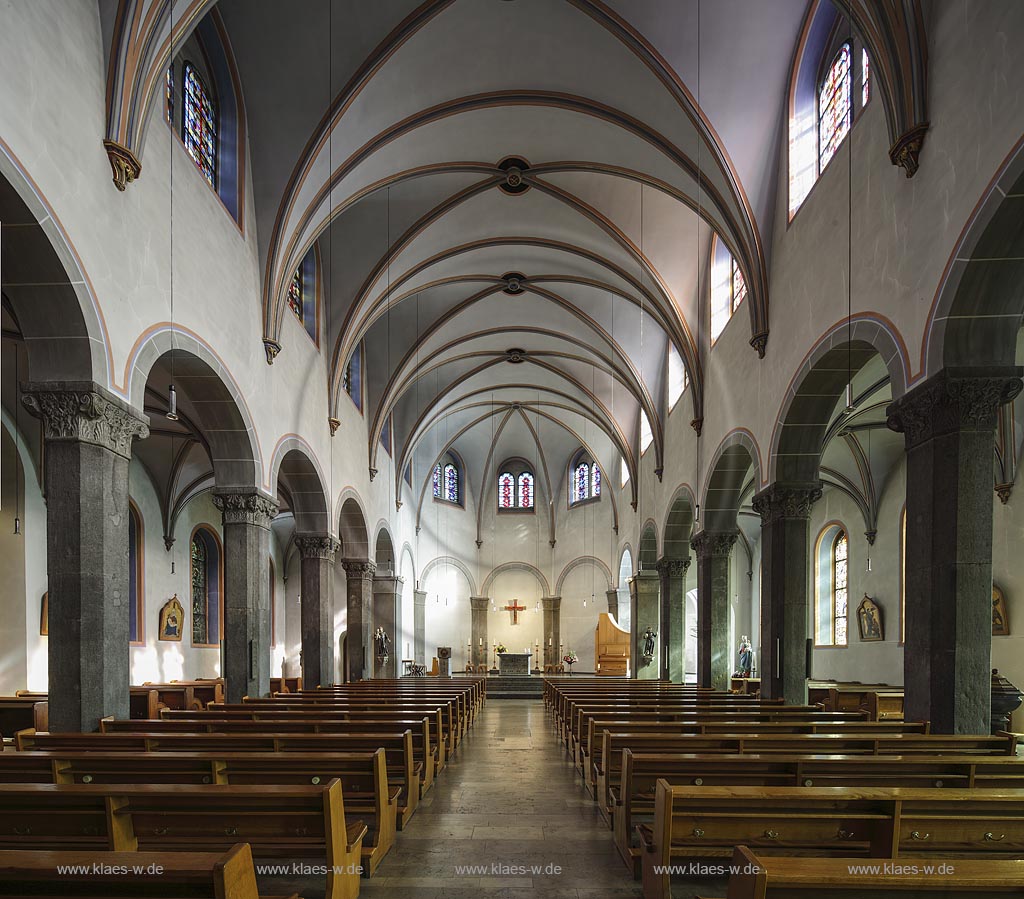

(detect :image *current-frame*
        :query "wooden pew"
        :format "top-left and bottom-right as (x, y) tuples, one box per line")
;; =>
(713, 846), (1024, 899)
(0, 780), (364, 899)
(865, 690), (906, 722)
(0, 698), (47, 740)
(640, 783), (1024, 899)
(0, 843), (300, 898)
(595, 731), (1019, 819)
(271, 676), (303, 694)
(94, 715), (443, 782)
(4, 737), (418, 828)
(613, 750), (1024, 875)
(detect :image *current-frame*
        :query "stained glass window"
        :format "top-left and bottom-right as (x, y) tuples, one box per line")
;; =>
(166, 64), (174, 124)
(182, 63), (216, 187)
(818, 43), (852, 172)
(591, 465), (601, 498)
(731, 258), (747, 313)
(833, 531), (849, 646)
(288, 267), (303, 322)
(518, 472), (535, 509)
(861, 48), (870, 107)
(432, 464), (442, 498)
(573, 462), (590, 504)
(498, 472), (515, 509)
(444, 463), (459, 504)
(191, 532), (208, 645)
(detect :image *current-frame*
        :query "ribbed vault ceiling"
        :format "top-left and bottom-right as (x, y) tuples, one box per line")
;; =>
(217, 0), (809, 503)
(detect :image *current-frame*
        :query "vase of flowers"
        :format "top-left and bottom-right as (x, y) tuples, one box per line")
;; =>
(563, 650), (578, 675)
(495, 643), (506, 655)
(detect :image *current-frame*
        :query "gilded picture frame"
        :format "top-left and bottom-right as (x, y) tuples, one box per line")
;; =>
(993, 584), (1010, 636)
(159, 595), (184, 642)
(857, 595), (883, 642)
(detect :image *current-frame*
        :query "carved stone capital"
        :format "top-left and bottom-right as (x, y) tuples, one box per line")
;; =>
(103, 139), (141, 191)
(656, 558), (691, 577)
(295, 534), (340, 561)
(690, 530), (737, 560)
(889, 123), (929, 178)
(996, 483), (1013, 505)
(690, 417), (703, 436)
(212, 490), (278, 528)
(263, 339), (281, 365)
(470, 596), (490, 612)
(342, 558), (377, 579)
(751, 482), (823, 525)
(750, 332), (769, 359)
(328, 417), (341, 436)
(541, 596), (561, 612)
(886, 369), (1023, 450)
(22, 383), (149, 460)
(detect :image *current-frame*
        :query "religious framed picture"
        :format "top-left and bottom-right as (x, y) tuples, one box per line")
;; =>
(993, 584), (1010, 636)
(857, 595), (883, 642)
(39, 592), (48, 637)
(159, 595), (184, 642)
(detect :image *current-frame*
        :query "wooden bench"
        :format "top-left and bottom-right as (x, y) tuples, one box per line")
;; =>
(613, 750), (1024, 875)
(640, 783), (1024, 899)
(0, 698), (47, 740)
(595, 731), (1019, 818)
(0, 780), (364, 899)
(93, 715), (443, 783)
(0, 843), (300, 898)
(865, 690), (906, 722)
(712, 845), (1024, 899)
(271, 676), (303, 694)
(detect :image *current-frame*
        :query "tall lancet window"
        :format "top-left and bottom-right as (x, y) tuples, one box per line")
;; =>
(818, 43), (852, 172)
(498, 472), (515, 509)
(517, 472), (535, 509)
(570, 450), (600, 505)
(433, 453), (463, 506)
(182, 62), (217, 187)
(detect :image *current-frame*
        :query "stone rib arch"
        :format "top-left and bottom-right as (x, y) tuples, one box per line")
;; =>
(769, 315), (909, 485)
(555, 556), (613, 597)
(420, 556), (478, 598)
(701, 429), (763, 533)
(269, 437), (330, 536)
(481, 561), (550, 599)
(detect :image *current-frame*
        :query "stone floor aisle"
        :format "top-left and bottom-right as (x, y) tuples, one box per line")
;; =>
(358, 698), (647, 898)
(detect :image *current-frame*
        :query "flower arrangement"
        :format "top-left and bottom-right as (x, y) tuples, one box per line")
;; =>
(495, 643), (507, 654)
(563, 650), (578, 665)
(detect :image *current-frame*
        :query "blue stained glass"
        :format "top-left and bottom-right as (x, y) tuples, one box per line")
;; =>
(591, 465), (601, 498)
(432, 464), (441, 498)
(444, 463), (458, 503)
(819, 44), (852, 171)
(574, 463), (589, 504)
(182, 63), (216, 187)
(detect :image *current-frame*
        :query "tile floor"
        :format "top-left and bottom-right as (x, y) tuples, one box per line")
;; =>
(272, 699), (718, 898)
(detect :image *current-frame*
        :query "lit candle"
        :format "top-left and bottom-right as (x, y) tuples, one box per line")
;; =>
(549, 637), (552, 646)
(479, 638), (482, 646)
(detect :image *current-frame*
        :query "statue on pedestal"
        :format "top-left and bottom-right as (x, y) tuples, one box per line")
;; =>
(374, 627), (390, 663)
(736, 635), (752, 677)
(642, 626), (657, 659)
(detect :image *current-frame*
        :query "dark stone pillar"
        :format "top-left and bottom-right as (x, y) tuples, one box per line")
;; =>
(213, 489), (278, 703)
(342, 559), (375, 682)
(295, 534), (339, 689)
(691, 531), (736, 691)
(470, 596), (489, 669)
(372, 572), (402, 679)
(23, 384), (149, 732)
(752, 483), (821, 704)
(542, 596), (561, 668)
(606, 589), (619, 619)
(657, 558), (690, 683)
(629, 570), (661, 679)
(414, 588), (427, 667)
(887, 368), (1022, 733)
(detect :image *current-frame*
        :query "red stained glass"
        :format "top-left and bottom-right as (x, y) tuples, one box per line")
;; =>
(819, 44), (852, 171)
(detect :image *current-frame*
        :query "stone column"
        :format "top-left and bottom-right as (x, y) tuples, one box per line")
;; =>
(606, 589), (619, 619)
(470, 597), (489, 670)
(413, 588), (427, 667)
(372, 572), (402, 679)
(691, 531), (736, 691)
(342, 559), (376, 682)
(542, 596), (561, 668)
(23, 384), (149, 732)
(752, 484), (821, 704)
(887, 368), (1022, 733)
(657, 558), (690, 683)
(629, 570), (661, 679)
(213, 489), (279, 703)
(295, 534), (339, 689)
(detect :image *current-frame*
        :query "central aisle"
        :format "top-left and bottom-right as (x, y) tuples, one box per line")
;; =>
(361, 698), (646, 897)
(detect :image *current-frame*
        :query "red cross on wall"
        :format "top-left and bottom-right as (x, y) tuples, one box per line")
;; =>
(503, 599), (526, 625)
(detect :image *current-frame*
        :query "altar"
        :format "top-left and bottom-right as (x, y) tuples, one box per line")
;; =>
(498, 652), (532, 676)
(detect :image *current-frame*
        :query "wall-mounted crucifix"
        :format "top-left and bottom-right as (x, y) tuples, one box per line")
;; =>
(503, 599), (526, 625)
